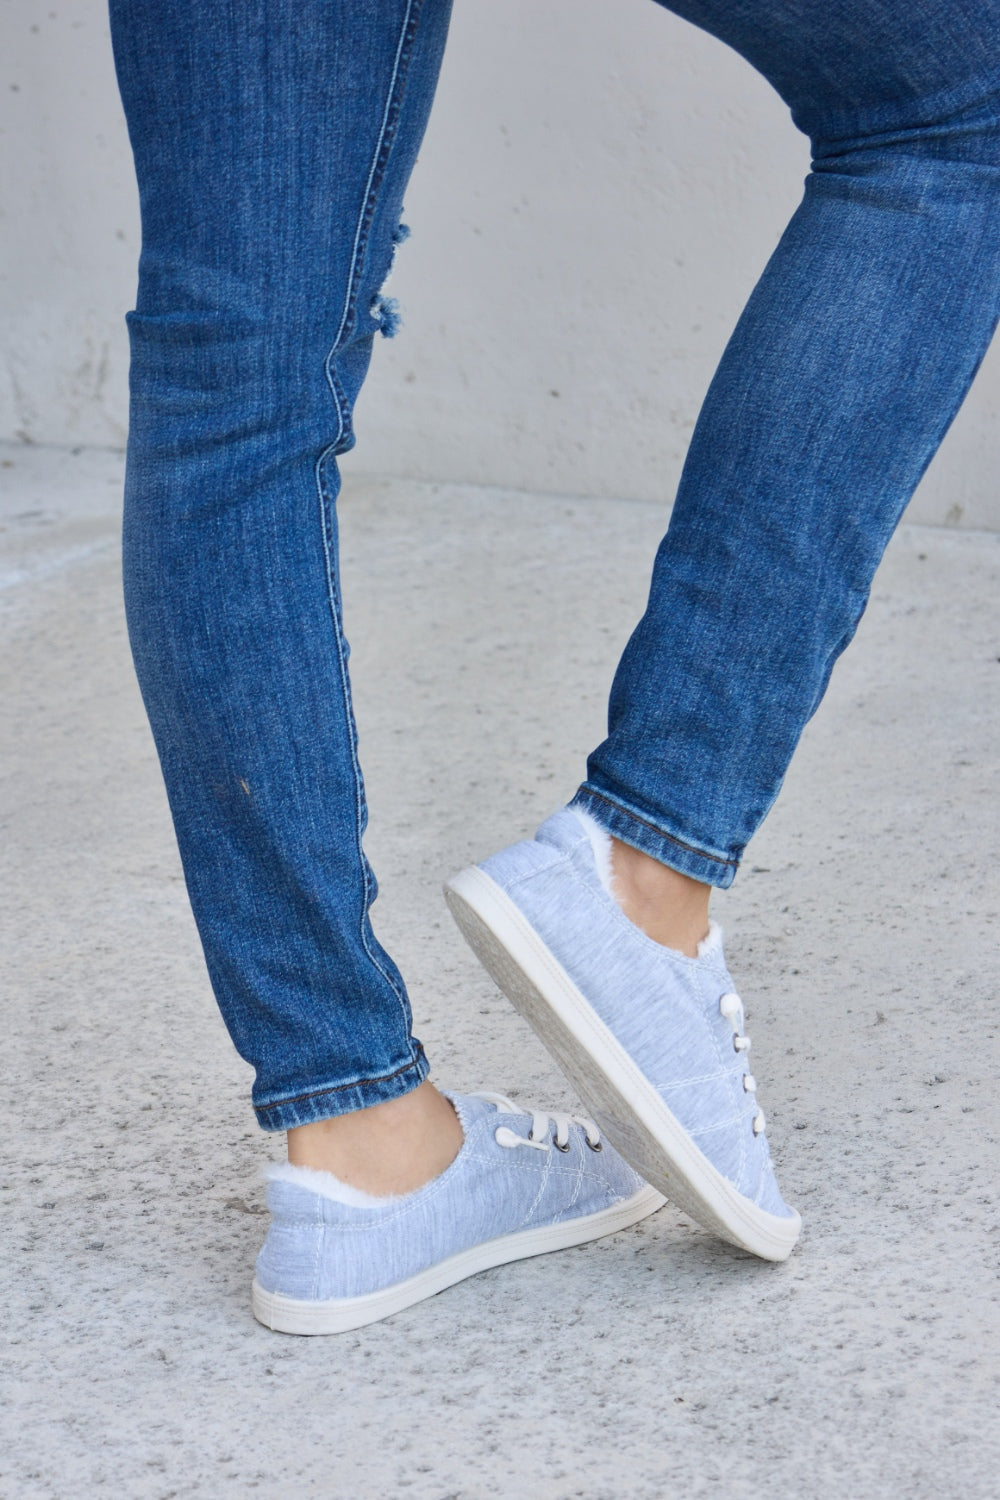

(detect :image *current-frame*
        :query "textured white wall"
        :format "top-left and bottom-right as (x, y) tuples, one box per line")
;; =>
(1, 0), (997, 525)
(1, 2), (135, 449)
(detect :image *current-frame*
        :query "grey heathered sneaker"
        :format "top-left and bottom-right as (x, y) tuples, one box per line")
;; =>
(252, 1090), (664, 1334)
(445, 808), (801, 1262)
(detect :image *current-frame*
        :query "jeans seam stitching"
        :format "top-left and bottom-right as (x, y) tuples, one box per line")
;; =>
(314, 468), (417, 1054)
(581, 788), (740, 870)
(312, 0), (425, 1058)
(257, 1052), (426, 1116)
(327, 0), (422, 368)
(321, 1), (421, 449)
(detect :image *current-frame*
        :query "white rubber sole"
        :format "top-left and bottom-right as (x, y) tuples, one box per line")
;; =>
(251, 1183), (664, 1334)
(445, 865), (801, 1263)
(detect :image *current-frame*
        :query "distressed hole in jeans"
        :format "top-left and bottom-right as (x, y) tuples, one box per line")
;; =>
(368, 220), (411, 337)
(370, 293), (402, 338)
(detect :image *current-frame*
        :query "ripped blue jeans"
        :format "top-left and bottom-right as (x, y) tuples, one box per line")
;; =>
(109, 0), (1000, 1129)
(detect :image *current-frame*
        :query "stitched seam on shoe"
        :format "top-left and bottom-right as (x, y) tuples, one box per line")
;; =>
(657, 1065), (743, 1091)
(686, 1113), (745, 1137)
(492, 849), (563, 898)
(461, 1147), (585, 1184)
(520, 1147), (554, 1228)
(565, 1153), (586, 1215)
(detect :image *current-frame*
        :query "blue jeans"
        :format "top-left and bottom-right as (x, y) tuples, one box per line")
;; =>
(109, 0), (1000, 1129)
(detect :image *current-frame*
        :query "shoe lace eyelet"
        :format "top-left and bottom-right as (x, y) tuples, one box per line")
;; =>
(585, 1137), (603, 1152)
(721, 992), (751, 1053)
(484, 1099), (600, 1155)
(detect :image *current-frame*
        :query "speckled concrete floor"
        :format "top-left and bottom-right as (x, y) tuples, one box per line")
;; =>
(2, 443), (999, 1499)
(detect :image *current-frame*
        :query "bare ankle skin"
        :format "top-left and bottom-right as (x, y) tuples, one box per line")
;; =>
(286, 1079), (464, 1196)
(610, 837), (711, 957)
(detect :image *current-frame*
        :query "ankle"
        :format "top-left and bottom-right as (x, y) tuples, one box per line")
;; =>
(609, 837), (711, 957)
(286, 1081), (464, 1197)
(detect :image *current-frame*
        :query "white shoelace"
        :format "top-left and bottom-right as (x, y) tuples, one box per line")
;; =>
(473, 1091), (603, 1154)
(718, 993), (766, 1137)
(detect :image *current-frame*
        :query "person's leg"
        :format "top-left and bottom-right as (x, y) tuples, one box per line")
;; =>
(109, 0), (467, 1185)
(448, 0), (1000, 1259)
(577, 0), (1000, 889)
(109, 2), (665, 1331)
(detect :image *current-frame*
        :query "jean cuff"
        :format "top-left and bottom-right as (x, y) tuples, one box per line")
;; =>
(571, 786), (741, 890)
(253, 1048), (430, 1131)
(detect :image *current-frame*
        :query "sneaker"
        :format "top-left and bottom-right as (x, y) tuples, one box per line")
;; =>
(445, 808), (801, 1262)
(251, 1091), (664, 1334)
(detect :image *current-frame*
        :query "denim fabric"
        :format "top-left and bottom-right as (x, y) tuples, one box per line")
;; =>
(477, 809), (794, 1218)
(578, 0), (1000, 885)
(109, 0), (454, 1127)
(110, 0), (1000, 1126)
(254, 1092), (648, 1301)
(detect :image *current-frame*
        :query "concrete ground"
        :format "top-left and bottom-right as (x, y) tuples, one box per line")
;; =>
(2, 441), (999, 1499)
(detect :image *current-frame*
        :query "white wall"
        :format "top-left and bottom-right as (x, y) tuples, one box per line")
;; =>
(2, 0), (997, 526)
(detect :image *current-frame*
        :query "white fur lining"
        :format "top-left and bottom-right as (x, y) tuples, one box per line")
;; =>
(572, 806), (722, 959)
(264, 1160), (405, 1207)
(572, 805), (616, 896)
(697, 919), (724, 958)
